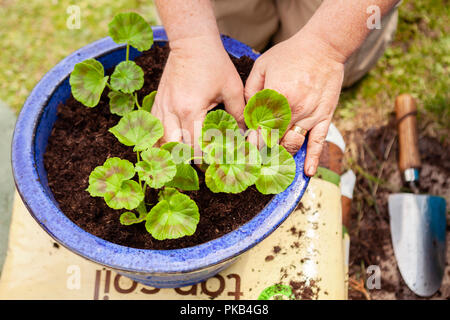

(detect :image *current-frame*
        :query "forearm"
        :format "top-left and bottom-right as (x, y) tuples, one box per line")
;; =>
(155, 0), (222, 46)
(296, 0), (400, 63)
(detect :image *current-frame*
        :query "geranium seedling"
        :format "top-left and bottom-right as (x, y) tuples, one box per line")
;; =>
(145, 188), (199, 240)
(200, 107), (296, 195)
(71, 12), (297, 241)
(69, 12), (154, 115)
(87, 157), (144, 210)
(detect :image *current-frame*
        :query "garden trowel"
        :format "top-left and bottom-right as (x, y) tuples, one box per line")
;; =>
(388, 94), (447, 297)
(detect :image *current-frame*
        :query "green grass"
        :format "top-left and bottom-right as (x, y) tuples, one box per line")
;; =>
(0, 0), (158, 112)
(337, 0), (449, 134)
(0, 0), (448, 137)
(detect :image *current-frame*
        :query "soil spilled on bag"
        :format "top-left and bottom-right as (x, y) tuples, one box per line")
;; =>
(43, 43), (273, 250)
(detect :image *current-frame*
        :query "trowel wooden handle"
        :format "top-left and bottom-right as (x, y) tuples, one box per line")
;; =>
(395, 94), (421, 172)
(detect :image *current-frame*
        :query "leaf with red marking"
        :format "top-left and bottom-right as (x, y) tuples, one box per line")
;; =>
(200, 109), (242, 152)
(109, 110), (163, 151)
(255, 145), (296, 194)
(145, 188), (199, 240)
(135, 147), (177, 189)
(69, 59), (108, 108)
(244, 89), (291, 147)
(108, 12), (153, 52)
(87, 157), (135, 197)
(205, 142), (261, 193)
(86, 157), (143, 210)
(108, 90), (135, 116)
(110, 61), (144, 94)
(161, 142), (194, 164)
(104, 180), (144, 210)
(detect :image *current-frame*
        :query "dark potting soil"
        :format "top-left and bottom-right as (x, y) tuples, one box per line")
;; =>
(44, 43), (272, 250)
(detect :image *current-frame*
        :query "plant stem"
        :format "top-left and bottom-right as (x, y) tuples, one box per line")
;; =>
(136, 201), (148, 219)
(134, 93), (141, 109)
(187, 156), (204, 164)
(137, 152), (143, 187)
(126, 43), (130, 61)
(105, 82), (112, 90)
(143, 182), (148, 195)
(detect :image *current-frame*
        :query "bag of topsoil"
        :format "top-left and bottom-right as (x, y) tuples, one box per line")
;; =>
(0, 177), (346, 300)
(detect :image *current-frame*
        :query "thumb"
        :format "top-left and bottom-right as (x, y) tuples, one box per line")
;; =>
(223, 82), (246, 130)
(244, 58), (265, 103)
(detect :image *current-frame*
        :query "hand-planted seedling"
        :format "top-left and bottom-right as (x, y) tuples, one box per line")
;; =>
(69, 13), (297, 241)
(201, 89), (296, 195)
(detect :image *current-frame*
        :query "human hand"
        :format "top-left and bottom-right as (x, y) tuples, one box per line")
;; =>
(152, 36), (245, 155)
(245, 32), (345, 177)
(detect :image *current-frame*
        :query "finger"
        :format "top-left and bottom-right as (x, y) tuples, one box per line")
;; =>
(304, 119), (330, 177)
(178, 105), (208, 163)
(281, 128), (307, 155)
(244, 58), (265, 102)
(283, 91), (320, 132)
(152, 98), (183, 145)
(279, 96), (321, 155)
(223, 82), (246, 130)
(161, 111), (183, 144)
(247, 128), (264, 149)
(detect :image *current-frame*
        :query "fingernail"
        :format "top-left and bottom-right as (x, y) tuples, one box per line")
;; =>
(306, 161), (317, 176)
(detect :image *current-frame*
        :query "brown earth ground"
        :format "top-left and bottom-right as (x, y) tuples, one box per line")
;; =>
(332, 0), (449, 300)
(338, 115), (449, 300)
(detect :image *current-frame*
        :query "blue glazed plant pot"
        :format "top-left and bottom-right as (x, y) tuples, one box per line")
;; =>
(11, 27), (310, 288)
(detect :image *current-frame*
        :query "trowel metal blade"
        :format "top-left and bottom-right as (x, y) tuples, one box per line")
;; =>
(388, 193), (447, 297)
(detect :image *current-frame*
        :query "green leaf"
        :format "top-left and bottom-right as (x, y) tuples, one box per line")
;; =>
(120, 211), (146, 225)
(86, 158), (143, 210)
(142, 91), (157, 112)
(69, 59), (108, 107)
(158, 187), (178, 200)
(120, 200), (148, 225)
(160, 142), (199, 190)
(109, 110), (163, 151)
(201, 110), (241, 151)
(165, 163), (199, 191)
(205, 142), (261, 193)
(135, 148), (177, 188)
(255, 145), (296, 194)
(204, 170), (221, 193)
(110, 61), (144, 94)
(86, 157), (135, 197)
(244, 89), (291, 147)
(104, 180), (144, 210)
(108, 90), (135, 116)
(145, 188), (199, 240)
(108, 12), (154, 52)
(161, 142), (194, 164)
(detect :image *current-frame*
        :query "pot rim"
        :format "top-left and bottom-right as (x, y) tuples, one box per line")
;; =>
(11, 26), (310, 274)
